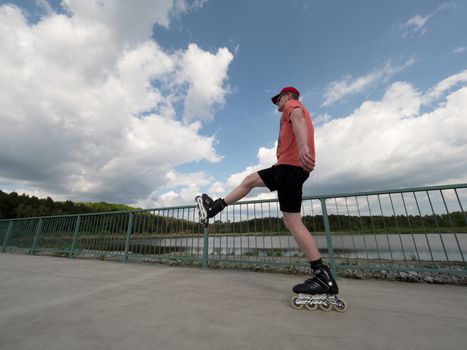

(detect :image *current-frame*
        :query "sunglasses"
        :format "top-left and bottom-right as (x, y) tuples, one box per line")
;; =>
(275, 94), (284, 105)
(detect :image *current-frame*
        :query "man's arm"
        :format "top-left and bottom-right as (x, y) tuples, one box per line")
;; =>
(290, 108), (315, 172)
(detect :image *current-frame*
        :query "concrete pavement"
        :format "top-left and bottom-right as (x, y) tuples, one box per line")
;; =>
(0, 253), (466, 350)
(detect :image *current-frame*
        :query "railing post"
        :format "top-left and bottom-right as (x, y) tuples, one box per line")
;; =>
(202, 225), (209, 269)
(69, 216), (81, 259)
(1, 220), (13, 252)
(30, 218), (43, 254)
(320, 198), (337, 277)
(124, 213), (134, 263)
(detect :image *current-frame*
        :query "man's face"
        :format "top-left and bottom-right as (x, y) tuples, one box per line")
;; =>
(275, 93), (289, 112)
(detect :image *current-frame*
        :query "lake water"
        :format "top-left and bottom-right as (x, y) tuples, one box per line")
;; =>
(134, 233), (466, 262)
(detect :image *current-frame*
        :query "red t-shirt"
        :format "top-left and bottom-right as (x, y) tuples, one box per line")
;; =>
(276, 100), (315, 168)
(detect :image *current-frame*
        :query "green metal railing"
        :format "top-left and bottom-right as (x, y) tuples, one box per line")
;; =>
(1, 184), (466, 276)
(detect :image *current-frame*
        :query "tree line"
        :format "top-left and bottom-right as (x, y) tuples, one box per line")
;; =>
(0, 190), (137, 220)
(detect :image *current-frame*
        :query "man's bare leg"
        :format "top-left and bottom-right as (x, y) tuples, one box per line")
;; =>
(282, 212), (321, 261)
(197, 172), (266, 221)
(223, 172), (266, 205)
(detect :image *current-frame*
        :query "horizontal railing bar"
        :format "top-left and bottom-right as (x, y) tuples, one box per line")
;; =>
(307, 183), (467, 200)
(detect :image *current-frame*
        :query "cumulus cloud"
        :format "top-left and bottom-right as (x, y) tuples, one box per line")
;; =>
(179, 44), (234, 121)
(0, 1), (233, 204)
(196, 72), (467, 203)
(313, 78), (467, 194)
(322, 58), (415, 107)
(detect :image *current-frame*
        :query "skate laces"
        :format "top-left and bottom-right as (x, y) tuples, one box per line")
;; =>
(202, 194), (214, 206)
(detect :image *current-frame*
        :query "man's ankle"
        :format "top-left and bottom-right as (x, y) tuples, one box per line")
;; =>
(309, 258), (324, 271)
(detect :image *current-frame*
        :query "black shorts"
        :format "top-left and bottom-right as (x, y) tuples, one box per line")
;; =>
(257, 165), (309, 213)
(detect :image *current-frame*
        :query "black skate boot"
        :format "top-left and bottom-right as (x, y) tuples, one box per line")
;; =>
(291, 265), (347, 312)
(293, 264), (339, 295)
(195, 194), (226, 225)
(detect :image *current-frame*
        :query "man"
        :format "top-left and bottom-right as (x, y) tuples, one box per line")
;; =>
(197, 86), (338, 296)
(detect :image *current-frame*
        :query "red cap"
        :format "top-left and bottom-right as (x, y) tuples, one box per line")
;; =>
(271, 86), (300, 104)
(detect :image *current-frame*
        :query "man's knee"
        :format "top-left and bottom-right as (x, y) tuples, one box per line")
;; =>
(243, 172), (262, 188)
(282, 212), (301, 230)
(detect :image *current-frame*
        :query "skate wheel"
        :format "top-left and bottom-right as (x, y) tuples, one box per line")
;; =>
(334, 298), (348, 313)
(319, 302), (332, 312)
(291, 296), (304, 310)
(305, 303), (318, 311)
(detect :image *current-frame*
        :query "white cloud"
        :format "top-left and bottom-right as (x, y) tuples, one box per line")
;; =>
(452, 46), (467, 54)
(322, 58), (415, 107)
(314, 114), (333, 126)
(136, 184), (203, 209)
(179, 43), (234, 121)
(312, 78), (467, 194)
(0, 1), (233, 205)
(403, 14), (428, 34)
(61, 0), (175, 39)
(423, 69), (467, 104)
(401, 2), (454, 38)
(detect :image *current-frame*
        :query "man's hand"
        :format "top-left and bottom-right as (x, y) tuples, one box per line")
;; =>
(298, 145), (315, 172)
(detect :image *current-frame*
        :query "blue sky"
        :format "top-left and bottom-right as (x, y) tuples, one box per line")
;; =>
(0, 0), (466, 208)
(163, 0), (467, 175)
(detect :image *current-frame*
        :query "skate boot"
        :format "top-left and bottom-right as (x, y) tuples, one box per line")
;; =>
(291, 265), (347, 312)
(195, 194), (226, 225)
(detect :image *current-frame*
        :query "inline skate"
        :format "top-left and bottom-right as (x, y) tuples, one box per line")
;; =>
(291, 265), (347, 312)
(195, 194), (226, 226)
